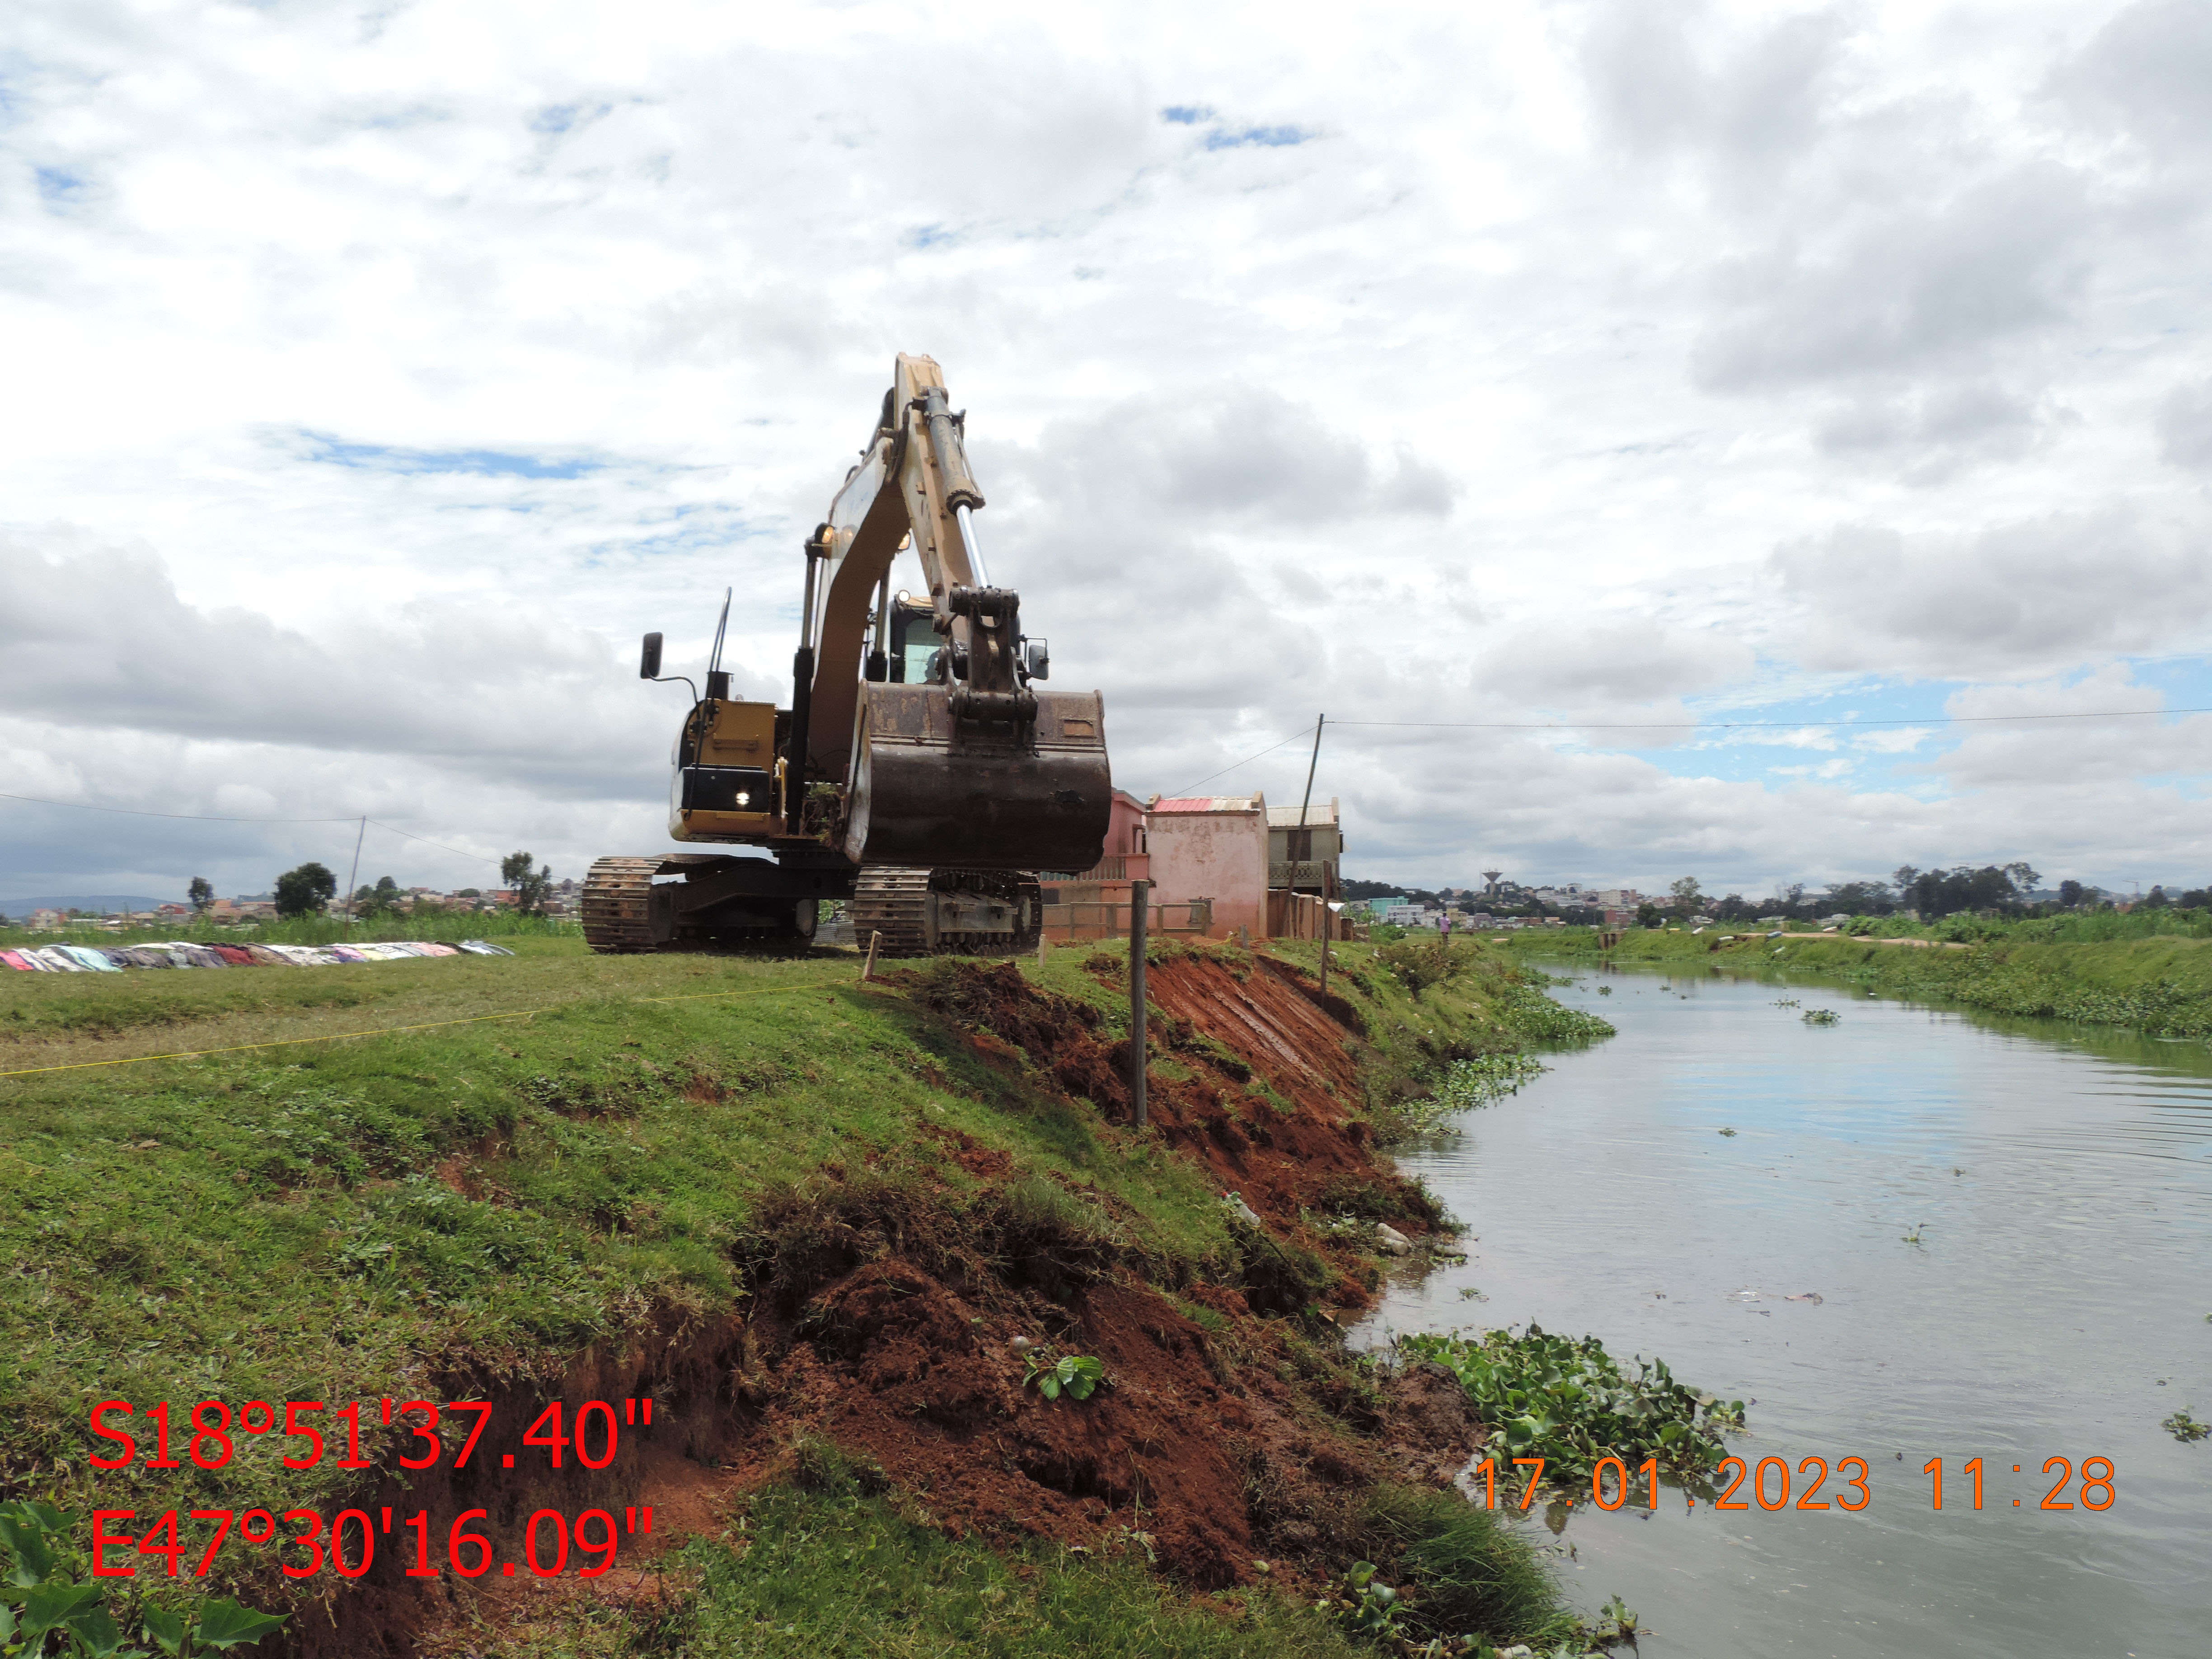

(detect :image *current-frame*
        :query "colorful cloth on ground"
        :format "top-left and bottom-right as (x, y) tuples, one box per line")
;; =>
(60, 946), (122, 971)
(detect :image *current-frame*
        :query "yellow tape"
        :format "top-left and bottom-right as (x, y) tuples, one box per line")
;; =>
(0, 978), (851, 1078)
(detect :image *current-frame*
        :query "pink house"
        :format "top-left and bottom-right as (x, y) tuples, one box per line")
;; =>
(1039, 790), (1153, 942)
(1144, 793), (1269, 940)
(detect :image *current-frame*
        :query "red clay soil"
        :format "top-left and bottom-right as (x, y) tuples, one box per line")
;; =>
(900, 956), (1432, 1245)
(314, 952), (1473, 1655)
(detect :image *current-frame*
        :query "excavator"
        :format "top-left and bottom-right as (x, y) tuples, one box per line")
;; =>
(581, 354), (1111, 955)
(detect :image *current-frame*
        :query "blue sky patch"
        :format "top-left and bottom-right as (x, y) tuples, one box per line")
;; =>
(1162, 105), (1213, 125)
(302, 433), (600, 480)
(1205, 125), (1309, 150)
(36, 167), (83, 202)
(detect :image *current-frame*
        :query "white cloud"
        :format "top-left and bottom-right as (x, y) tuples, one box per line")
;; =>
(3, 0), (2211, 900)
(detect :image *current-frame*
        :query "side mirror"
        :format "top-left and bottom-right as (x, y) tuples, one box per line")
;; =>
(639, 632), (663, 680)
(1023, 637), (1050, 681)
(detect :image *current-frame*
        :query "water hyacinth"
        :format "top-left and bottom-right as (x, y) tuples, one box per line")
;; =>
(1397, 1326), (1744, 1495)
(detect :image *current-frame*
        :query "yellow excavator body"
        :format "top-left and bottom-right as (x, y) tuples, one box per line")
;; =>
(583, 355), (1112, 953)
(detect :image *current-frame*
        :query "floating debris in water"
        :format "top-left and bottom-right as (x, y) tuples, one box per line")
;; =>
(1802, 1008), (1841, 1025)
(1901, 1222), (1927, 1244)
(1717, 1127), (1738, 1137)
(1786, 1292), (1824, 1304)
(2161, 1409), (2208, 1443)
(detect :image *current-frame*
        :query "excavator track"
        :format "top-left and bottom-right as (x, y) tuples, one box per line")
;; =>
(847, 867), (1042, 958)
(581, 856), (660, 953)
(848, 867), (933, 956)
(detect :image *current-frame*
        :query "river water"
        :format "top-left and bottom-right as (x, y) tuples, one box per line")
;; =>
(1358, 964), (2211, 1659)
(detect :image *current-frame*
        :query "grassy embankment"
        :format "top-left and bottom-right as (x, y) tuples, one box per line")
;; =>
(1518, 918), (2212, 1036)
(1, 934), (1617, 1658)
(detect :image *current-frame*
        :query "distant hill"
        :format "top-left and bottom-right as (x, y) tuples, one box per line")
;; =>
(0, 895), (173, 917)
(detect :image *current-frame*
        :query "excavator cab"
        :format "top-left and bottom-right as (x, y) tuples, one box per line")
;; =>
(582, 354), (1111, 955)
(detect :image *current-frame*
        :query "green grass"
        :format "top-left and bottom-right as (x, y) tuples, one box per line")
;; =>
(497, 1484), (1371, 1659)
(0, 942), (1237, 1535)
(0, 932), (1601, 1650)
(452, 1472), (1585, 1659)
(1517, 926), (2212, 1037)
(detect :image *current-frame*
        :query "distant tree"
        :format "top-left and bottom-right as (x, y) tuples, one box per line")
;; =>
(1635, 902), (1664, 928)
(2179, 888), (2210, 910)
(2057, 879), (2085, 909)
(2141, 885), (2170, 910)
(458, 888), (482, 899)
(1669, 876), (1703, 918)
(501, 851), (553, 916)
(1824, 880), (1894, 916)
(2002, 861), (2041, 897)
(1712, 892), (1756, 922)
(1892, 865), (1921, 896)
(274, 862), (338, 919)
(1907, 865), (2026, 919)
(188, 876), (215, 913)
(351, 876), (404, 917)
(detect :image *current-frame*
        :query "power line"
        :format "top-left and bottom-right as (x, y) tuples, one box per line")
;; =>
(1167, 725), (1317, 797)
(366, 821), (504, 867)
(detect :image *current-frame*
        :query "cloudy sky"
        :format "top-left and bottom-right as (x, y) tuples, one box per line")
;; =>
(5, 0), (2210, 902)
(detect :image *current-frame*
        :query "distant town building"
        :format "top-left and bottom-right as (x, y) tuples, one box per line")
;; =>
(1265, 798), (1343, 894)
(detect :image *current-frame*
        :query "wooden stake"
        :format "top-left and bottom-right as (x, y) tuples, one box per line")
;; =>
(1128, 879), (1150, 1129)
(861, 929), (881, 982)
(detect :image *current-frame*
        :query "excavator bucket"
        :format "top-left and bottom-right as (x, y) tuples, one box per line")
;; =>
(843, 683), (1112, 871)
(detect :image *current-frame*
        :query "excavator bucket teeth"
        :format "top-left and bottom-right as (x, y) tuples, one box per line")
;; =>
(844, 683), (1111, 871)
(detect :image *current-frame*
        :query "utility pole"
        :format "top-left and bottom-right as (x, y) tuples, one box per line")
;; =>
(341, 815), (366, 938)
(1296, 714), (1325, 943)
(1128, 878), (1150, 1129)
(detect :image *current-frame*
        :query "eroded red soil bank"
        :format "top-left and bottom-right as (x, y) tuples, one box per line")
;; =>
(313, 951), (1467, 1655)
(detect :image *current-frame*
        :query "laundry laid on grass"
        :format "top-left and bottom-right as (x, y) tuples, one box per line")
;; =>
(0, 940), (515, 972)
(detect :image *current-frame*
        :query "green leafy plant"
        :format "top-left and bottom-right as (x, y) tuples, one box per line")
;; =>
(1801, 1008), (1841, 1025)
(1321, 1561), (1405, 1637)
(2161, 1409), (2208, 1443)
(1397, 1326), (1743, 1495)
(1594, 1593), (1639, 1640)
(1021, 1350), (1108, 1402)
(1375, 938), (1472, 999)
(0, 1500), (286, 1659)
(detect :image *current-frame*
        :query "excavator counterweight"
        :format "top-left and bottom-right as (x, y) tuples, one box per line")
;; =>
(583, 355), (1111, 953)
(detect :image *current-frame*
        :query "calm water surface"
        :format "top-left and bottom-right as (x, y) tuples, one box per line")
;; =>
(1358, 965), (2211, 1659)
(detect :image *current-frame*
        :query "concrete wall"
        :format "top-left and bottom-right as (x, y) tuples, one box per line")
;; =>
(1146, 807), (1268, 939)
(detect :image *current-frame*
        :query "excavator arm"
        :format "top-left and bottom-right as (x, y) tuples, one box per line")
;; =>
(793, 354), (1110, 870)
